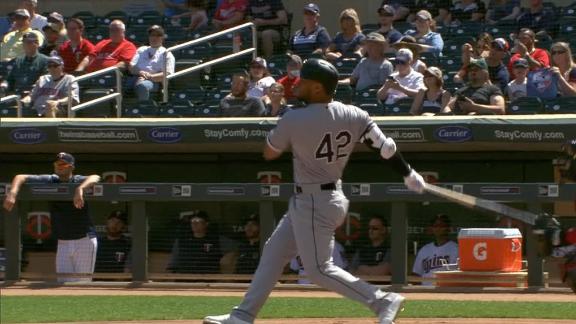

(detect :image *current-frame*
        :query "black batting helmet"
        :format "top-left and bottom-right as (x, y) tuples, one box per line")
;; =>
(300, 58), (339, 95)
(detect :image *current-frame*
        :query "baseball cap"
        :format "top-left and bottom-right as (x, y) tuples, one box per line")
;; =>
(491, 38), (509, 51)
(300, 58), (339, 95)
(364, 32), (387, 43)
(48, 12), (64, 24)
(378, 4), (395, 16)
(22, 32), (39, 42)
(250, 57), (267, 69)
(424, 66), (443, 80)
(55, 152), (75, 166)
(189, 210), (209, 223)
(244, 213), (259, 225)
(416, 10), (433, 21)
(303, 3), (320, 15)
(395, 48), (413, 64)
(42, 22), (60, 33)
(467, 58), (488, 71)
(48, 55), (64, 66)
(513, 58), (529, 68)
(431, 214), (451, 227)
(13, 9), (30, 18)
(108, 210), (128, 224)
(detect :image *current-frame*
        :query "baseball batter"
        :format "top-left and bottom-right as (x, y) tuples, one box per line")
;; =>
(3, 152), (101, 282)
(204, 59), (425, 324)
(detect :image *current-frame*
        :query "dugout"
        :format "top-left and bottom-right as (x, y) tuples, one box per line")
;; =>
(1, 116), (576, 288)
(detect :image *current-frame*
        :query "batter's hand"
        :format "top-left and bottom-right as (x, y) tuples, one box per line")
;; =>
(3, 192), (16, 212)
(404, 170), (425, 193)
(73, 188), (85, 209)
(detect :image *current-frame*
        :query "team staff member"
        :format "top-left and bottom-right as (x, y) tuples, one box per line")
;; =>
(204, 58), (426, 324)
(3, 153), (101, 282)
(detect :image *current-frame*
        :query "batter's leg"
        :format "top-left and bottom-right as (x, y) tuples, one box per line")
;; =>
(292, 191), (389, 315)
(56, 240), (74, 282)
(71, 236), (97, 282)
(230, 209), (298, 323)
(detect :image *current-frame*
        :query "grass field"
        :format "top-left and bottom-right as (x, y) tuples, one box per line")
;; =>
(1, 296), (575, 323)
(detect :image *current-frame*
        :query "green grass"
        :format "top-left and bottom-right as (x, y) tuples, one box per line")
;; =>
(1, 296), (575, 323)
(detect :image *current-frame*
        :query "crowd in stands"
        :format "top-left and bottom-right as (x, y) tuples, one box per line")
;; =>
(2, 0), (576, 117)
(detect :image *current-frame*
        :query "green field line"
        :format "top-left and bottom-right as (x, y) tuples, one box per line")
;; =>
(1, 296), (575, 323)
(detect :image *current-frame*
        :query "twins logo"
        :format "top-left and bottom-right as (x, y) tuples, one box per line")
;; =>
(421, 254), (451, 273)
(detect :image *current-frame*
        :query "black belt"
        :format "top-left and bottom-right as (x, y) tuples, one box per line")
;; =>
(295, 182), (336, 194)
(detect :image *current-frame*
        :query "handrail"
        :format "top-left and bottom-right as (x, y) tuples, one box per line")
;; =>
(0, 94), (22, 117)
(162, 22), (257, 102)
(67, 66), (123, 118)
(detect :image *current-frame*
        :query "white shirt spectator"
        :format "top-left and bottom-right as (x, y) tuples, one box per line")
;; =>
(506, 79), (527, 102)
(412, 240), (459, 286)
(290, 241), (348, 284)
(247, 76), (275, 98)
(30, 14), (47, 31)
(130, 46), (175, 75)
(385, 69), (424, 105)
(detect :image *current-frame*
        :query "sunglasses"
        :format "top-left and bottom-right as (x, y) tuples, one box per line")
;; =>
(551, 49), (567, 55)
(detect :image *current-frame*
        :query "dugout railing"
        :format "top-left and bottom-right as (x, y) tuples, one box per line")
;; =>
(2, 182), (575, 288)
(161, 22), (257, 103)
(0, 95), (22, 117)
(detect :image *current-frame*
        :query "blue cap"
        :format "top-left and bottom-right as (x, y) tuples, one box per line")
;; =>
(55, 152), (75, 166)
(304, 3), (320, 14)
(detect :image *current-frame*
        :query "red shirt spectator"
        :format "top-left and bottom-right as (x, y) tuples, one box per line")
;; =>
(507, 28), (550, 78)
(277, 53), (302, 101)
(508, 48), (549, 78)
(59, 39), (95, 74)
(278, 75), (299, 101)
(86, 38), (137, 73)
(213, 0), (248, 30)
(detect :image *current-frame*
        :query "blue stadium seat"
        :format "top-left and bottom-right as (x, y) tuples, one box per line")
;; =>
(71, 11), (98, 29)
(159, 100), (196, 117)
(126, 26), (149, 46)
(334, 58), (359, 78)
(358, 103), (384, 116)
(130, 11), (163, 27)
(485, 20), (518, 38)
(543, 97), (576, 114)
(384, 97), (413, 116)
(437, 56), (461, 74)
(122, 100), (158, 117)
(450, 22), (483, 39)
(353, 86), (380, 106)
(507, 96), (544, 114)
(194, 105), (221, 117)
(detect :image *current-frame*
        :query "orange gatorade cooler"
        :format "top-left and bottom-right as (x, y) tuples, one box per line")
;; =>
(458, 228), (523, 272)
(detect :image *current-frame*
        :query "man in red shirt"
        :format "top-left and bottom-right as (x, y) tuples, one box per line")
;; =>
(212, 0), (248, 31)
(277, 54), (301, 103)
(79, 20), (136, 74)
(58, 18), (95, 74)
(508, 28), (550, 79)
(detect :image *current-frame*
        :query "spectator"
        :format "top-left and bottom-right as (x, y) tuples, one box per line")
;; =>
(235, 214), (261, 274)
(39, 23), (62, 56)
(375, 5), (403, 45)
(162, 0), (188, 18)
(391, 35), (427, 73)
(462, 32), (493, 68)
(20, 55), (79, 118)
(0, 9), (44, 62)
(289, 3), (331, 59)
(485, 0), (521, 24)
(262, 82), (289, 116)
(325, 8), (365, 62)
(517, 0), (557, 38)
(171, 0), (209, 31)
(46, 12), (67, 39)
(380, 0), (413, 21)
(58, 18), (95, 74)
(1, 32), (48, 96)
(450, 58), (506, 115)
(19, 0), (47, 31)
(212, 0), (248, 31)
(412, 214), (459, 286)
(458, 37), (510, 92)
(168, 211), (223, 274)
(447, 0), (486, 25)
(506, 58), (528, 101)
(3, 152), (100, 282)
(410, 66), (451, 115)
(508, 28), (550, 79)
(290, 240), (348, 284)
(404, 10), (443, 57)
(247, 56), (276, 98)
(277, 53), (302, 102)
(377, 48), (424, 105)
(220, 70), (266, 116)
(247, 0), (288, 59)
(351, 216), (391, 276)
(82, 20), (137, 74)
(409, 0), (451, 24)
(128, 25), (175, 101)
(549, 42), (576, 97)
(338, 32), (393, 91)
(95, 211), (131, 273)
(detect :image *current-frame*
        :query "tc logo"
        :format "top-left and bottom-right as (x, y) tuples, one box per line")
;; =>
(473, 242), (488, 261)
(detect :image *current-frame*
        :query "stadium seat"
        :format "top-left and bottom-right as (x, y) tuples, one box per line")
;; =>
(0, 100), (18, 117)
(204, 89), (227, 106)
(450, 22), (483, 39)
(71, 11), (98, 29)
(353, 86), (379, 106)
(100, 10), (129, 25)
(267, 54), (289, 76)
(358, 103), (384, 116)
(175, 44), (212, 65)
(130, 11), (163, 27)
(543, 97), (576, 114)
(122, 99), (158, 117)
(126, 26), (150, 46)
(507, 96), (544, 114)
(194, 105), (221, 117)
(384, 97), (413, 116)
(437, 56), (461, 74)
(418, 52), (437, 66)
(361, 23), (379, 35)
(442, 39), (463, 58)
(85, 26), (109, 44)
(557, 17), (576, 41)
(335, 58), (358, 78)
(171, 86), (206, 106)
(485, 20), (518, 38)
(159, 100), (196, 117)
(335, 84), (354, 104)
(164, 26), (189, 46)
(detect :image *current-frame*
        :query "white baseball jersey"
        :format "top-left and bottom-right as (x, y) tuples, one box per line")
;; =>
(413, 240), (459, 285)
(29, 74), (79, 115)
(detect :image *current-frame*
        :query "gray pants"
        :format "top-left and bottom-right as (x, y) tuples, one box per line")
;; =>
(231, 189), (387, 323)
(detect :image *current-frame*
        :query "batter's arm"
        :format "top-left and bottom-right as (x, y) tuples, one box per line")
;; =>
(74, 174), (101, 209)
(2, 174), (31, 212)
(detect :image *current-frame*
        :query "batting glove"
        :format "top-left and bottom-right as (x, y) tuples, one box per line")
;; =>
(404, 169), (425, 193)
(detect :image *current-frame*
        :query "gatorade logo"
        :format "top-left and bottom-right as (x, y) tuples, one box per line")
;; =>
(473, 242), (488, 261)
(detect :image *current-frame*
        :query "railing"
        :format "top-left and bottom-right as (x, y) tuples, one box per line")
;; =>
(162, 22), (258, 102)
(2, 182), (573, 287)
(67, 66), (123, 118)
(0, 94), (22, 117)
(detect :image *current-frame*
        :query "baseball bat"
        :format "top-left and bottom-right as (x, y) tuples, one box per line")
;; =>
(423, 183), (539, 225)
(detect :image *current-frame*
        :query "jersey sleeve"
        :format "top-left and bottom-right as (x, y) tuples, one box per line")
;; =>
(266, 113), (292, 152)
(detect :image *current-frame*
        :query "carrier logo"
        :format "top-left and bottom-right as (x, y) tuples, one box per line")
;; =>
(434, 126), (472, 143)
(473, 242), (488, 261)
(10, 128), (47, 144)
(148, 127), (182, 144)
